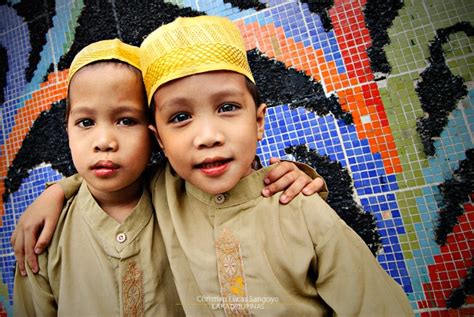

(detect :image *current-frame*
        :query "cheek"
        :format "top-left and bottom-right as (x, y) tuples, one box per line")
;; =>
(67, 134), (81, 155)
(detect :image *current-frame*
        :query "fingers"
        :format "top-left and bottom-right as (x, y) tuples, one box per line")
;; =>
(280, 173), (312, 204)
(35, 220), (56, 255)
(10, 227), (17, 248)
(263, 161), (295, 187)
(24, 222), (41, 274)
(269, 157), (281, 165)
(263, 170), (310, 204)
(302, 177), (325, 195)
(13, 229), (27, 276)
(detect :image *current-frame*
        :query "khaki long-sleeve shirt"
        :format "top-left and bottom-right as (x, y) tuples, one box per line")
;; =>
(14, 181), (184, 317)
(150, 164), (414, 316)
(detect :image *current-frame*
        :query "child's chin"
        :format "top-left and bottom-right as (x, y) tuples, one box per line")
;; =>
(196, 181), (237, 195)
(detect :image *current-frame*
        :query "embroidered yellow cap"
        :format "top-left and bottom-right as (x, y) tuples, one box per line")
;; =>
(140, 15), (254, 106)
(68, 38), (140, 85)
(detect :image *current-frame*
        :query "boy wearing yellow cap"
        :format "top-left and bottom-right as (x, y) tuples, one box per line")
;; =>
(139, 16), (414, 316)
(13, 39), (185, 316)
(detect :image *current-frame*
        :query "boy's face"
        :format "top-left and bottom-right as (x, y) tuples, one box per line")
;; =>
(67, 63), (152, 198)
(153, 71), (266, 195)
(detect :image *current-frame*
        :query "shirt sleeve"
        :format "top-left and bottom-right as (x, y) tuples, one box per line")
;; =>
(301, 195), (414, 316)
(55, 174), (83, 200)
(14, 255), (57, 317)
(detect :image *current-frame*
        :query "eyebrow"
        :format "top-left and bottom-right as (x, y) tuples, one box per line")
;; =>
(69, 105), (145, 116)
(158, 88), (243, 111)
(158, 96), (190, 112)
(69, 106), (96, 116)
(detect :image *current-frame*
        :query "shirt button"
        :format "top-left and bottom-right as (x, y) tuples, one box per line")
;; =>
(116, 233), (127, 243)
(214, 194), (225, 204)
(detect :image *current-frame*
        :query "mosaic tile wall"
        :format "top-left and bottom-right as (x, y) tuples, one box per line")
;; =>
(0, 0), (473, 316)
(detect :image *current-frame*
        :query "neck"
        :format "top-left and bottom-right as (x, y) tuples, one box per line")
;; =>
(88, 179), (143, 224)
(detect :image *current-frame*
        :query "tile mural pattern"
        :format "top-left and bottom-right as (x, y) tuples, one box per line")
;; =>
(0, 0), (473, 316)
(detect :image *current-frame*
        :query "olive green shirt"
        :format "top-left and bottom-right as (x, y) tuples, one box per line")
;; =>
(14, 181), (184, 317)
(150, 164), (414, 316)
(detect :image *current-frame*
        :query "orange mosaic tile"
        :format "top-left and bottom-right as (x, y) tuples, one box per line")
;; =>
(0, 70), (69, 219)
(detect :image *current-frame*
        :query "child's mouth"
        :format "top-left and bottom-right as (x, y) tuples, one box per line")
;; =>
(196, 158), (232, 176)
(91, 160), (120, 177)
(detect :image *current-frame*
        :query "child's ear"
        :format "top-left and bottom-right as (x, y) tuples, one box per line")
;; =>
(256, 103), (267, 141)
(148, 125), (166, 155)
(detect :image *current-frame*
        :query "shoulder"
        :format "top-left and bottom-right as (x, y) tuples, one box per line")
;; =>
(251, 184), (340, 232)
(48, 183), (85, 247)
(281, 192), (345, 244)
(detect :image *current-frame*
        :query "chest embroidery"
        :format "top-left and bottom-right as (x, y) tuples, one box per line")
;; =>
(216, 228), (251, 316)
(122, 261), (144, 317)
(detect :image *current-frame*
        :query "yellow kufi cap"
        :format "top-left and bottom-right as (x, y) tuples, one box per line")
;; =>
(140, 15), (255, 106)
(68, 39), (140, 84)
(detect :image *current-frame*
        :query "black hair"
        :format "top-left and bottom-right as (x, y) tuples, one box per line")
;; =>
(245, 77), (262, 107)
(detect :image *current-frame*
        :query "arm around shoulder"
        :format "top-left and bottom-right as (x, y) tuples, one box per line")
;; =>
(55, 173), (83, 199)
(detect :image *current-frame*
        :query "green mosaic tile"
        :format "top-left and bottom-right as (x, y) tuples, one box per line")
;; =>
(164, 0), (186, 7)
(63, 0), (84, 56)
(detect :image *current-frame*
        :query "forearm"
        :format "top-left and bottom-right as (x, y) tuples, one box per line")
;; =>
(54, 173), (83, 199)
(12, 178), (75, 275)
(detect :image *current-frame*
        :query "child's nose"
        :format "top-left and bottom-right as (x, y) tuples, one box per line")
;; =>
(193, 123), (224, 149)
(94, 129), (118, 152)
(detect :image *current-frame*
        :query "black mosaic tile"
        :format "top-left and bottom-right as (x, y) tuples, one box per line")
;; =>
(300, 0), (333, 32)
(3, 100), (75, 202)
(223, 0), (265, 11)
(415, 22), (473, 156)
(114, 0), (203, 47)
(248, 48), (352, 124)
(13, 0), (55, 82)
(435, 149), (474, 246)
(446, 264), (474, 308)
(56, 0), (118, 72)
(363, 0), (404, 74)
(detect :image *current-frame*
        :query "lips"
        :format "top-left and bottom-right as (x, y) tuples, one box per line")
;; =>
(196, 158), (232, 176)
(91, 160), (120, 177)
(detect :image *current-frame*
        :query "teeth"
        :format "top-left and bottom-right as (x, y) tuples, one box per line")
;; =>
(202, 161), (224, 168)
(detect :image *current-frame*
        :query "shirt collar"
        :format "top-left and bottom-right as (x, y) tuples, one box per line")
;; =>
(181, 164), (276, 208)
(78, 182), (153, 254)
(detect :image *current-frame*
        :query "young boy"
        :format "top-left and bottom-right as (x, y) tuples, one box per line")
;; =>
(13, 39), (184, 316)
(138, 16), (414, 316)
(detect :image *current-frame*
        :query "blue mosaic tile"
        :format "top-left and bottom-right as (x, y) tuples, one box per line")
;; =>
(0, 6), (31, 145)
(0, 166), (64, 306)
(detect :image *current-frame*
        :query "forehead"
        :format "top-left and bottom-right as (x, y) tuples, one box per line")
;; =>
(153, 71), (248, 104)
(68, 62), (146, 113)
(69, 62), (143, 94)
(69, 62), (141, 89)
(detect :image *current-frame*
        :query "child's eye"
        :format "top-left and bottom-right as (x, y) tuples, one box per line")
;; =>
(218, 103), (239, 113)
(118, 118), (136, 126)
(170, 113), (191, 123)
(76, 119), (94, 128)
